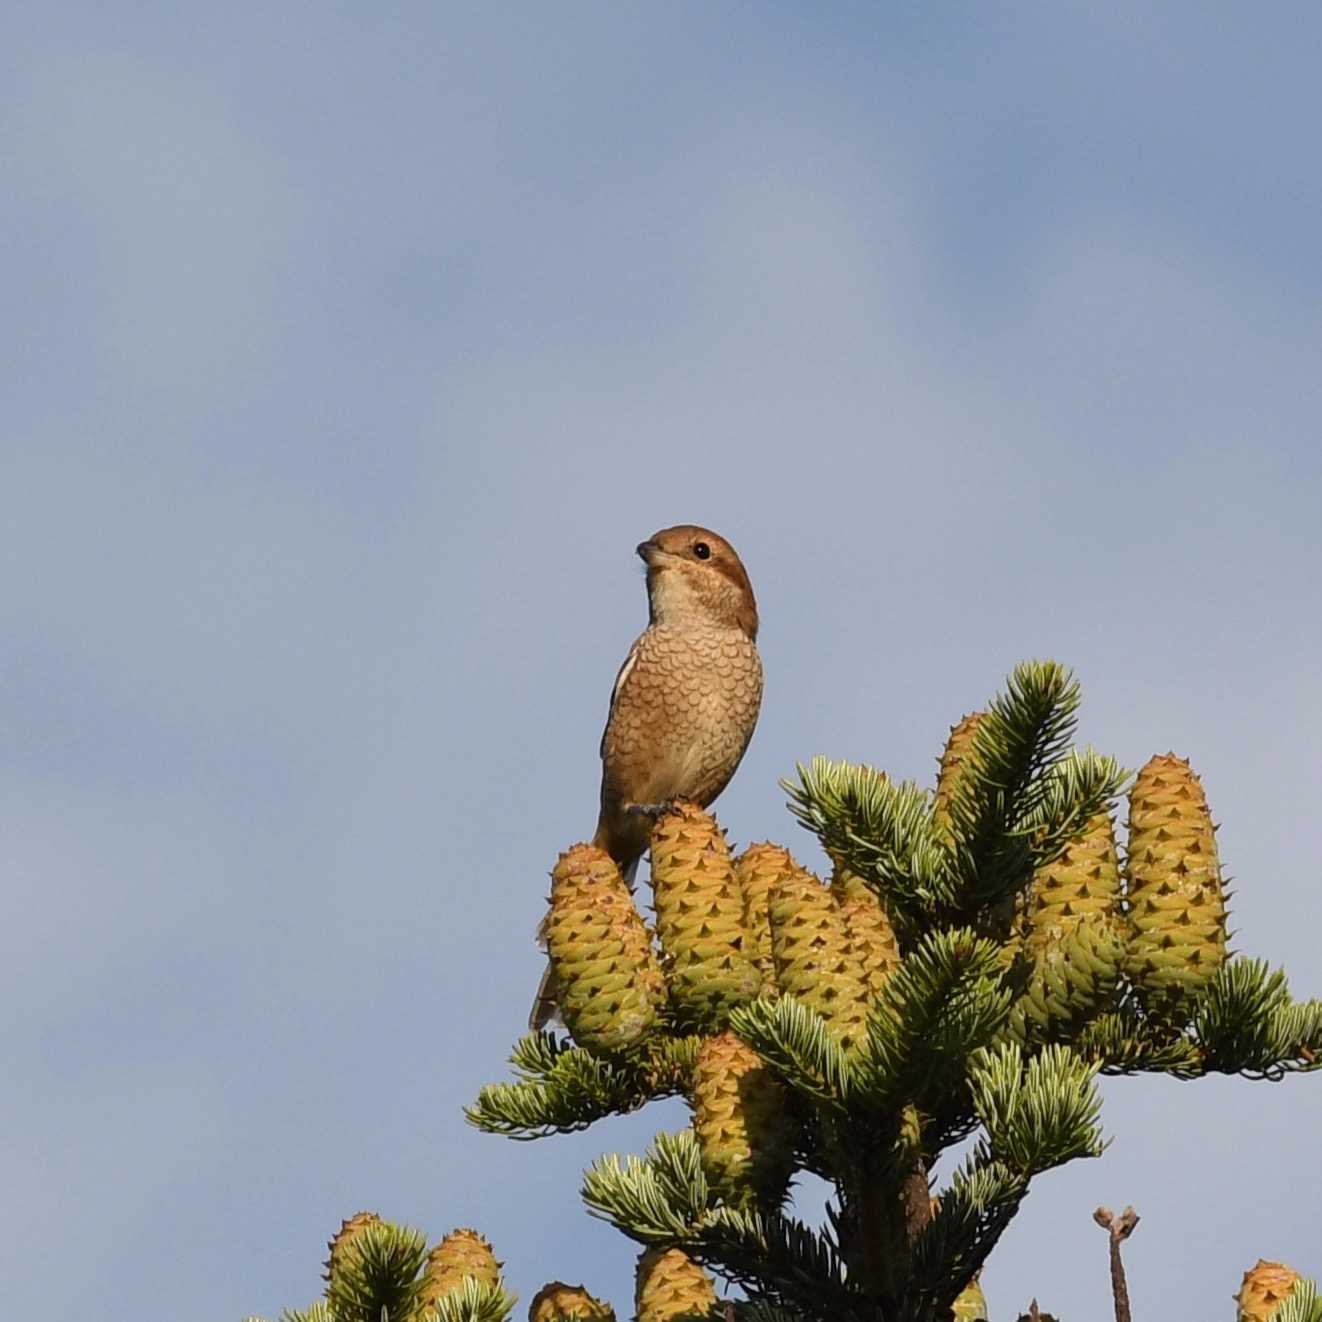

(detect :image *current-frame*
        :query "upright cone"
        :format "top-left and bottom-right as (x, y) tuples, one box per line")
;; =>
(1124, 754), (1228, 1017)
(323, 1211), (381, 1284)
(1236, 1260), (1300, 1321)
(635, 1247), (718, 1322)
(545, 844), (665, 1051)
(768, 865), (871, 1051)
(528, 1281), (616, 1322)
(420, 1228), (503, 1309)
(933, 712), (985, 841)
(1012, 813), (1126, 1037)
(650, 803), (762, 1028)
(691, 1030), (795, 1207)
(735, 841), (797, 990)
(830, 865), (901, 998)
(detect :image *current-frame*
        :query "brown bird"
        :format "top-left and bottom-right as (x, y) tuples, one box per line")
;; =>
(529, 525), (763, 1030)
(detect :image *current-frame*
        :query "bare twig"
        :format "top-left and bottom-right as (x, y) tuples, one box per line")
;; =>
(1093, 1205), (1140, 1322)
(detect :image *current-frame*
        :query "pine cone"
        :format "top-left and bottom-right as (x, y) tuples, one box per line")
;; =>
(933, 712), (985, 841)
(650, 803), (762, 1029)
(769, 864), (870, 1051)
(830, 866), (900, 997)
(634, 1246), (718, 1322)
(419, 1228), (502, 1309)
(734, 842), (798, 990)
(1124, 754), (1228, 1017)
(546, 844), (665, 1051)
(323, 1211), (381, 1284)
(1236, 1259), (1300, 1321)
(691, 1030), (795, 1207)
(1011, 813), (1126, 1037)
(528, 1281), (616, 1321)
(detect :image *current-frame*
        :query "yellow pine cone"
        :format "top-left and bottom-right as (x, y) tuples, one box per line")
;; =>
(768, 865), (870, 1051)
(951, 1274), (989, 1320)
(546, 844), (666, 1051)
(1124, 754), (1229, 1016)
(650, 803), (762, 1028)
(691, 1030), (795, 1207)
(1012, 813), (1126, 1035)
(420, 1228), (502, 1309)
(734, 842), (798, 990)
(1236, 1259), (1300, 1321)
(830, 866), (900, 997)
(933, 712), (985, 841)
(635, 1246), (718, 1322)
(528, 1281), (616, 1321)
(323, 1211), (381, 1283)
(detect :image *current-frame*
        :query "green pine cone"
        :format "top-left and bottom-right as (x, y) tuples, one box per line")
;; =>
(634, 1247), (718, 1322)
(546, 844), (666, 1052)
(734, 841), (798, 991)
(650, 803), (762, 1029)
(830, 865), (901, 998)
(528, 1281), (617, 1322)
(1124, 753), (1228, 1017)
(768, 864), (870, 1052)
(690, 1030), (795, 1208)
(1010, 813), (1126, 1037)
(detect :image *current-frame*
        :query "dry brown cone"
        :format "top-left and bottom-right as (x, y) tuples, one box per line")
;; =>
(528, 1281), (616, 1322)
(649, 802), (762, 1028)
(830, 864), (901, 998)
(419, 1228), (502, 1310)
(933, 712), (985, 842)
(634, 1246), (718, 1322)
(734, 841), (798, 990)
(1236, 1259), (1301, 1321)
(545, 844), (666, 1051)
(768, 864), (871, 1052)
(323, 1211), (381, 1283)
(691, 1030), (795, 1208)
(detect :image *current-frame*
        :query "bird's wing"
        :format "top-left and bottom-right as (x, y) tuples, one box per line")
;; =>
(600, 634), (643, 758)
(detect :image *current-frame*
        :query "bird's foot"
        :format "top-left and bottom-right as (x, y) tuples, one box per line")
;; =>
(626, 799), (681, 821)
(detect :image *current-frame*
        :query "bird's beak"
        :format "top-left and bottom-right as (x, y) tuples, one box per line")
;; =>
(636, 539), (660, 565)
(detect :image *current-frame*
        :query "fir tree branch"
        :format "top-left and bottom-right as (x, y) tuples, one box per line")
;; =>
(728, 996), (856, 1111)
(941, 661), (1086, 908)
(431, 1277), (520, 1322)
(581, 1129), (710, 1239)
(467, 1035), (701, 1138)
(1277, 1278), (1322, 1322)
(1191, 959), (1322, 1079)
(782, 759), (948, 926)
(907, 1156), (1027, 1319)
(854, 930), (1010, 1111)
(967, 1042), (1106, 1175)
(325, 1222), (428, 1322)
(1073, 1010), (1205, 1078)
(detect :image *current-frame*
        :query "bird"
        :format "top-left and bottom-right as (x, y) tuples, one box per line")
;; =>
(528, 525), (763, 1030)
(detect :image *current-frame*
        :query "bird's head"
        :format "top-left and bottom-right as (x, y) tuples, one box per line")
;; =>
(636, 525), (758, 639)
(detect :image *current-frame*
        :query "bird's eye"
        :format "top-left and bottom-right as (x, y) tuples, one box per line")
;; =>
(693, 541), (711, 560)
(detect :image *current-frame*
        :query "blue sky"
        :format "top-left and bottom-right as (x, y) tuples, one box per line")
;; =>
(3, 5), (1320, 1318)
